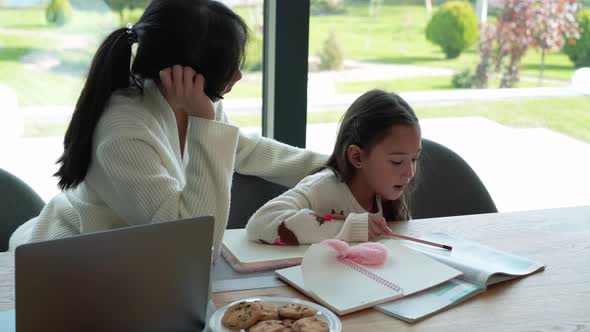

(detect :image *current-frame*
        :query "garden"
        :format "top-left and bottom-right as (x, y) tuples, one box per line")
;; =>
(0, 0), (589, 142)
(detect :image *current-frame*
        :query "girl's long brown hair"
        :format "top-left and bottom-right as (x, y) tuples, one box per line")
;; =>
(312, 89), (420, 220)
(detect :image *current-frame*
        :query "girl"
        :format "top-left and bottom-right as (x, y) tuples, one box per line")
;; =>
(246, 89), (421, 245)
(9, 0), (326, 261)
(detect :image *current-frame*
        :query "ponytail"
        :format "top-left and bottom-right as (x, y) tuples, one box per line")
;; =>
(55, 28), (133, 190)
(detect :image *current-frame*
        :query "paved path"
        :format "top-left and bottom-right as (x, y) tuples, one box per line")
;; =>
(20, 85), (587, 121)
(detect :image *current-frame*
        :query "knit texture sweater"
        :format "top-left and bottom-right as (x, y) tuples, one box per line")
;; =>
(245, 169), (378, 245)
(9, 80), (326, 260)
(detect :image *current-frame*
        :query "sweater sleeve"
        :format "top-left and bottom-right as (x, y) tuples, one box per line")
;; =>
(215, 103), (328, 188)
(245, 179), (369, 244)
(234, 132), (327, 188)
(94, 116), (239, 258)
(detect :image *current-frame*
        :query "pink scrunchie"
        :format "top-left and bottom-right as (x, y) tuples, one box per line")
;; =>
(322, 239), (389, 266)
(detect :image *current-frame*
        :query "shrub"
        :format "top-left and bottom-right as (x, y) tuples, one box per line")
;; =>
(46, 0), (73, 27)
(426, 1), (479, 59)
(564, 9), (590, 68)
(318, 32), (344, 70)
(242, 32), (263, 72)
(120, 8), (144, 27)
(451, 68), (473, 88)
(311, 0), (346, 16)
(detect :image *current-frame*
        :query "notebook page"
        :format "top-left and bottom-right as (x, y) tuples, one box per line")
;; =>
(402, 233), (545, 287)
(301, 239), (461, 314)
(302, 243), (403, 313)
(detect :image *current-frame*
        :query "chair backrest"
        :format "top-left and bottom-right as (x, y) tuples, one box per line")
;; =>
(227, 138), (497, 228)
(228, 173), (288, 229)
(0, 169), (45, 251)
(410, 139), (497, 219)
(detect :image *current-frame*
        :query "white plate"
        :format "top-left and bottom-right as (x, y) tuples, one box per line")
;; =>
(208, 296), (342, 332)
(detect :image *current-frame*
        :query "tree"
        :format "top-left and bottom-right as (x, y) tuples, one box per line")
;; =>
(425, 0), (432, 15)
(46, 0), (73, 27)
(494, 0), (538, 87)
(472, 23), (495, 88)
(475, 0), (488, 23)
(530, 0), (580, 84)
(104, 0), (150, 25)
(493, 0), (580, 87)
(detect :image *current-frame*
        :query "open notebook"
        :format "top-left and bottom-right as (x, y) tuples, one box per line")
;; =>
(221, 229), (309, 272)
(375, 232), (546, 322)
(275, 239), (461, 315)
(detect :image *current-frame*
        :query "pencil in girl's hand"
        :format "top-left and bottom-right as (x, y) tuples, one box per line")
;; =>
(383, 232), (453, 251)
(327, 213), (452, 251)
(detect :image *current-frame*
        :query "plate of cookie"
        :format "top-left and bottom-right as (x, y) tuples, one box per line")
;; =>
(208, 296), (341, 332)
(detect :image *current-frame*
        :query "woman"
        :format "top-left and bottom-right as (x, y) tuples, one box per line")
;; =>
(9, 0), (325, 260)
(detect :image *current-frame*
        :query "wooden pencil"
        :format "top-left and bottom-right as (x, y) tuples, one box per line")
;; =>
(326, 213), (452, 251)
(383, 232), (453, 251)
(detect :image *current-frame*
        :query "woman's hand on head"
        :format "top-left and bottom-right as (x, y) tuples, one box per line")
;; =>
(159, 65), (215, 120)
(368, 214), (394, 241)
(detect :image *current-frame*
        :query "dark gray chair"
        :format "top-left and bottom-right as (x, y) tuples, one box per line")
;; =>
(410, 139), (497, 219)
(227, 138), (497, 228)
(0, 168), (45, 251)
(228, 173), (288, 229)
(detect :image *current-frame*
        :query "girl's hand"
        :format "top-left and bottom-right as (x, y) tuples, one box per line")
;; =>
(159, 65), (215, 120)
(368, 214), (394, 241)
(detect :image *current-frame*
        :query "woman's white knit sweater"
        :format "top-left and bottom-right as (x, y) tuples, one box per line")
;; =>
(9, 80), (326, 260)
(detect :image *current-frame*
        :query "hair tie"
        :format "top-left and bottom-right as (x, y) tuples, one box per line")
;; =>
(322, 239), (389, 266)
(126, 23), (138, 44)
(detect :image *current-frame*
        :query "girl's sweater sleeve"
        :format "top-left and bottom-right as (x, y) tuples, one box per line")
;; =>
(245, 178), (368, 244)
(94, 116), (239, 259)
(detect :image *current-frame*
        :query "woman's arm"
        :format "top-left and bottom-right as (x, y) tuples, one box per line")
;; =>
(235, 132), (328, 187)
(215, 103), (327, 188)
(93, 116), (239, 257)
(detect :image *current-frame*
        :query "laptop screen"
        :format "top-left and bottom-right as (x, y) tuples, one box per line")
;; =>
(15, 216), (214, 332)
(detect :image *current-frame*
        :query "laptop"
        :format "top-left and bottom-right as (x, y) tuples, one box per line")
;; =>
(14, 216), (214, 332)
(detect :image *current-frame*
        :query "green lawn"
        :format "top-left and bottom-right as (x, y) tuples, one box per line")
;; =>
(225, 81), (262, 99)
(24, 95), (590, 144)
(308, 5), (576, 82)
(0, 7), (111, 107)
(223, 97), (590, 144)
(0, 3), (583, 110)
(0, 6), (122, 33)
(416, 96), (590, 144)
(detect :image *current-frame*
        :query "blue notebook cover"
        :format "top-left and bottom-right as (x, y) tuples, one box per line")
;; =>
(0, 310), (15, 332)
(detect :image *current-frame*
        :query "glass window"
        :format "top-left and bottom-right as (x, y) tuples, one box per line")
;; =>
(0, 0), (263, 200)
(221, 0), (263, 134)
(306, 0), (590, 212)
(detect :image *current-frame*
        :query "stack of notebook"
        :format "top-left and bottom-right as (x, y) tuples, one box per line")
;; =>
(221, 230), (545, 321)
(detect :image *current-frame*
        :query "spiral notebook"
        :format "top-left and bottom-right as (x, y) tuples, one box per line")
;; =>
(275, 239), (462, 315)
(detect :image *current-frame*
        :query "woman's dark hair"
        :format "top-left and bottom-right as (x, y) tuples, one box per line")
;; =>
(55, 0), (248, 190)
(314, 89), (421, 221)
